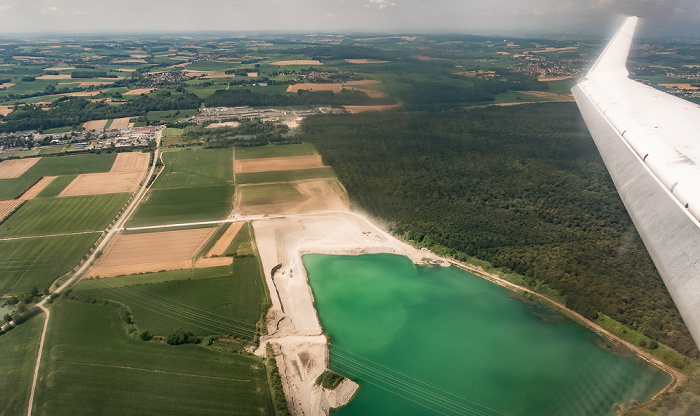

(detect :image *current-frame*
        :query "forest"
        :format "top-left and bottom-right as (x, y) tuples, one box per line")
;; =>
(300, 103), (699, 358)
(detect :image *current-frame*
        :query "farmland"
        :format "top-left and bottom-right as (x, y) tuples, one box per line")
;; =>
(33, 300), (274, 416)
(127, 184), (233, 227)
(22, 153), (117, 177)
(0, 315), (43, 415)
(234, 143), (317, 159)
(0, 193), (129, 237)
(154, 148), (233, 189)
(0, 233), (100, 294)
(77, 257), (265, 338)
(235, 167), (336, 185)
(35, 175), (77, 198)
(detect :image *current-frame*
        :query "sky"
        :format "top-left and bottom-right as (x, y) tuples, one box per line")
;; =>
(0, 0), (698, 38)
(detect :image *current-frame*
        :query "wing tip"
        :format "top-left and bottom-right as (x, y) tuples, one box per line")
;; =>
(588, 16), (639, 78)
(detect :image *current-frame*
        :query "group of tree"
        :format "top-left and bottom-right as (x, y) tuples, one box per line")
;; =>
(300, 102), (698, 358)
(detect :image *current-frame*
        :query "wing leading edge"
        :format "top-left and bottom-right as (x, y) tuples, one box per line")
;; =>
(572, 16), (700, 348)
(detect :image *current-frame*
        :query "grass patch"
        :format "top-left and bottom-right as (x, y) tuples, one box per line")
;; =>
(224, 222), (254, 257)
(0, 193), (130, 237)
(0, 177), (39, 200)
(75, 266), (233, 291)
(36, 145), (68, 155)
(154, 148), (233, 189)
(316, 370), (344, 389)
(146, 109), (197, 122)
(0, 313), (43, 415)
(127, 184), (233, 227)
(235, 143), (317, 159)
(34, 300), (274, 416)
(22, 153), (117, 177)
(76, 259), (264, 339)
(239, 183), (305, 206)
(235, 167), (336, 185)
(0, 233), (100, 294)
(35, 175), (77, 198)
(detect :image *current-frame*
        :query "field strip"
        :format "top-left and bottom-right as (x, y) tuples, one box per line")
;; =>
(83, 119), (108, 130)
(0, 199), (23, 221)
(207, 221), (244, 257)
(59, 171), (144, 196)
(0, 157), (41, 178)
(110, 117), (131, 129)
(19, 176), (57, 200)
(55, 360), (253, 381)
(0, 230), (100, 241)
(110, 152), (150, 173)
(236, 155), (326, 174)
(194, 257), (233, 268)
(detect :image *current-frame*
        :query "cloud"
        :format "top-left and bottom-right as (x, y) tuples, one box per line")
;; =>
(0, 2), (15, 12)
(368, 0), (396, 10)
(37, 5), (58, 14)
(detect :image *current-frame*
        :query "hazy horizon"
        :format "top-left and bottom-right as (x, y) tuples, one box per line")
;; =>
(0, 0), (698, 39)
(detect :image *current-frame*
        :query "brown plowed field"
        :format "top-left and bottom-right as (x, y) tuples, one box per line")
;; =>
(0, 157), (41, 179)
(207, 222), (244, 257)
(286, 82), (384, 98)
(344, 105), (400, 113)
(0, 200), (23, 222)
(194, 257), (233, 268)
(235, 155), (325, 174)
(271, 60), (322, 66)
(124, 88), (153, 95)
(19, 176), (57, 200)
(109, 117), (132, 129)
(83, 119), (108, 130)
(0, 106), (13, 116)
(88, 227), (216, 278)
(110, 152), (150, 173)
(59, 171), (144, 196)
(59, 152), (149, 196)
(237, 179), (349, 216)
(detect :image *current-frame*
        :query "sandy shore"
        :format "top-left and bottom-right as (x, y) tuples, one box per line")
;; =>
(252, 210), (446, 415)
(252, 210), (680, 415)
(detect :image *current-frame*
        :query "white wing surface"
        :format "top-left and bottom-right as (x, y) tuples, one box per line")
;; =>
(572, 16), (700, 347)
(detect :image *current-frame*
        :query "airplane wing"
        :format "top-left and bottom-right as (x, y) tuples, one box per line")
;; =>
(572, 16), (700, 348)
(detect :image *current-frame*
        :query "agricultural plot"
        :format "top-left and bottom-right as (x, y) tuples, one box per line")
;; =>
(235, 154), (326, 174)
(78, 261), (264, 338)
(34, 301), (274, 416)
(234, 143), (317, 160)
(18, 176), (57, 200)
(127, 184), (233, 227)
(0, 157), (41, 178)
(0, 315), (43, 415)
(207, 221), (243, 257)
(76, 266), (233, 291)
(0, 177), (43, 200)
(235, 167), (336, 185)
(35, 175), (77, 198)
(237, 179), (349, 215)
(0, 233), (100, 294)
(23, 153), (117, 177)
(0, 193), (129, 238)
(0, 199), (23, 221)
(154, 148), (233, 189)
(109, 117), (131, 129)
(59, 152), (149, 197)
(82, 119), (108, 130)
(88, 228), (216, 278)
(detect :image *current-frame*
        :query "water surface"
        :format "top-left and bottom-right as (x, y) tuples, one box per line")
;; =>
(304, 254), (670, 416)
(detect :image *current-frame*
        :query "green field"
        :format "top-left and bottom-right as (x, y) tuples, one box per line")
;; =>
(0, 314), (43, 415)
(0, 233), (100, 294)
(0, 177), (39, 200)
(146, 109), (198, 122)
(0, 193), (129, 237)
(23, 153), (117, 177)
(34, 300), (274, 416)
(127, 185), (233, 227)
(35, 175), (77, 198)
(36, 145), (68, 155)
(224, 222), (254, 257)
(154, 148), (233, 189)
(76, 258), (264, 338)
(235, 167), (336, 184)
(75, 266), (233, 291)
(234, 143), (317, 159)
(239, 183), (305, 206)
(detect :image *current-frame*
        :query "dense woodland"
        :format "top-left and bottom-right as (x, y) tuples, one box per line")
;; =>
(300, 103), (699, 358)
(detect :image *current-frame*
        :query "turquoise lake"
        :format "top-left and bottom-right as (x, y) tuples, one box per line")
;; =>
(303, 254), (670, 416)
